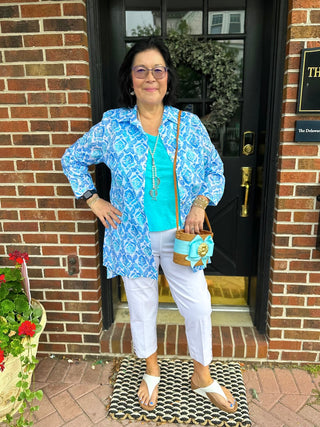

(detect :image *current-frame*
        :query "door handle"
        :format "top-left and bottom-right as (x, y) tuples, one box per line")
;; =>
(242, 131), (255, 156)
(240, 167), (252, 217)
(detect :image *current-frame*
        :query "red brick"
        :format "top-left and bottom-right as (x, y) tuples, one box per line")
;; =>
(19, 210), (56, 221)
(48, 77), (90, 91)
(66, 63), (90, 76)
(166, 325), (177, 355)
(38, 343), (67, 353)
(0, 5), (19, 17)
(220, 326), (233, 358)
(68, 92), (90, 104)
(275, 223), (312, 235)
(310, 273), (320, 283)
(272, 272), (307, 283)
(157, 324), (165, 355)
(0, 121), (29, 133)
(63, 2), (86, 16)
(46, 312), (79, 322)
(289, 9), (307, 24)
(17, 160), (53, 171)
(5, 49), (43, 62)
(122, 323), (132, 353)
(287, 307), (320, 317)
(40, 222), (75, 233)
(8, 79), (46, 91)
(23, 233), (58, 244)
(232, 327), (245, 358)
(272, 248), (310, 260)
(303, 341), (320, 351)
(279, 144), (318, 156)
(13, 134), (50, 145)
(294, 212), (318, 223)
(296, 185), (320, 197)
(50, 106), (91, 118)
(28, 92), (66, 105)
(281, 351), (317, 362)
(290, 261), (320, 271)
(276, 198), (314, 210)
(272, 295), (305, 306)
(11, 106), (48, 119)
(64, 33), (88, 46)
(24, 33), (63, 47)
(290, 26), (320, 39)
(277, 184), (294, 196)
(1, 20), (40, 33)
(71, 120), (91, 132)
(18, 185), (55, 197)
(49, 333), (82, 343)
(269, 340), (301, 350)
(43, 18), (86, 32)
(46, 48), (88, 62)
(0, 35), (22, 48)
(21, 4), (61, 17)
(30, 120), (68, 132)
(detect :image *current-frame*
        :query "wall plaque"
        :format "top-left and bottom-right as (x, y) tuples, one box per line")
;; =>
(295, 120), (320, 142)
(297, 48), (320, 113)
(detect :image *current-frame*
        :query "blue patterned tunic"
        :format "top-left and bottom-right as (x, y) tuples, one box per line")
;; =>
(61, 105), (225, 279)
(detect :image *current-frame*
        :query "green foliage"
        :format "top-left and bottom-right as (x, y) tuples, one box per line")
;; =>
(165, 31), (242, 137)
(0, 264), (44, 426)
(0, 268), (42, 358)
(3, 350), (43, 427)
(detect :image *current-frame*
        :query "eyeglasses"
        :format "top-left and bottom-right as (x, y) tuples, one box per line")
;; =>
(132, 65), (168, 80)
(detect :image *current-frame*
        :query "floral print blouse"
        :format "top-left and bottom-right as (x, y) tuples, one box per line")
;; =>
(61, 105), (225, 279)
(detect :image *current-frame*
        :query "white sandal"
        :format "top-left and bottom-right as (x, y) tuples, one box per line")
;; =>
(139, 373), (160, 411)
(191, 379), (238, 413)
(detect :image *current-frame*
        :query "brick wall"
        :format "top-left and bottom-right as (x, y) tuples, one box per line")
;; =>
(0, 0), (103, 357)
(268, 0), (320, 363)
(2, 0), (320, 364)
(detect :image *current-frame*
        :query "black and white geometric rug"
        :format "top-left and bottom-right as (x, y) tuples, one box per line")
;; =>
(108, 358), (251, 426)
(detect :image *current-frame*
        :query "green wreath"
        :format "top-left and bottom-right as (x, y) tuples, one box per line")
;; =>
(165, 33), (241, 137)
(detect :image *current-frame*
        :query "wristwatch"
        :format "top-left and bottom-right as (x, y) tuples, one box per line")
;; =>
(82, 189), (97, 200)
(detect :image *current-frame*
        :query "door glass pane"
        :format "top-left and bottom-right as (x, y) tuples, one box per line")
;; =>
(167, 1), (203, 35)
(125, 0), (161, 36)
(208, 0), (245, 34)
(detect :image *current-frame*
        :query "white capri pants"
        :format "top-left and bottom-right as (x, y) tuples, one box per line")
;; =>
(122, 228), (213, 366)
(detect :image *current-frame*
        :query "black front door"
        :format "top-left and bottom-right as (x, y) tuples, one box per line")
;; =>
(87, 0), (287, 331)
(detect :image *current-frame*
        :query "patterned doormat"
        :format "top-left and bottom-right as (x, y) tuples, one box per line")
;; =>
(108, 358), (251, 426)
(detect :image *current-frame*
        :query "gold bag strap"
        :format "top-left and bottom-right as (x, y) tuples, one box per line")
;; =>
(173, 110), (212, 232)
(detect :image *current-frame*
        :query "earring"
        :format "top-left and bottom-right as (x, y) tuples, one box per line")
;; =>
(130, 89), (135, 96)
(166, 90), (169, 95)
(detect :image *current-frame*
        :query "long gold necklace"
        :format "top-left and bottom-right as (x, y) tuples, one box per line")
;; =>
(137, 110), (160, 200)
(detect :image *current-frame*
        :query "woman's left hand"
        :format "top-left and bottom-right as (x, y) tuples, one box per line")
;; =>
(184, 206), (205, 234)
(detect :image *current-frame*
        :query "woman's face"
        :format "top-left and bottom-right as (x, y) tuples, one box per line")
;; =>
(131, 49), (168, 109)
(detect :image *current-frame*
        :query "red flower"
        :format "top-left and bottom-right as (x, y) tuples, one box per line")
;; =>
(0, 274), (5, 283)
(0, 363), (4, 372)
(0, 348), (4, 364)
(18, 320), (36, 337)
(9, 251), (29, 264)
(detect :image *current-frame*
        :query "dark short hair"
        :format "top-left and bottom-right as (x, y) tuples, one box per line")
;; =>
(118, 37), (177, 108)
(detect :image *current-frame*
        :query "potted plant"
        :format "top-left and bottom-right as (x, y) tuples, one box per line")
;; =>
(0, 251), (46, 426)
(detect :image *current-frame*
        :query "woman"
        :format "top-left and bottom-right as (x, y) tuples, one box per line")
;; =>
(62, 37), (237, 414)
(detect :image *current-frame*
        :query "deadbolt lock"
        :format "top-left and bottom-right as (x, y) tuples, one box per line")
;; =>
(242, 131), (255, 156)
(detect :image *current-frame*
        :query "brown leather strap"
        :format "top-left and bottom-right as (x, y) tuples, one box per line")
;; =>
(173, 111), (182, 229)
(173, 110), (212, 232)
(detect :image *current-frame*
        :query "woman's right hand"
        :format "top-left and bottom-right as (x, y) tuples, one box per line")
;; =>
(88, 198), (122, 229)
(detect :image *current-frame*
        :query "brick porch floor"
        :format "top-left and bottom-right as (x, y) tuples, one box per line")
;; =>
(1, 358), (319, 427)
(101, 323), (268, 360)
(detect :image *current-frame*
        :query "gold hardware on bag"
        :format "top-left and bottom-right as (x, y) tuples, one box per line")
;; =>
(198, 242), (209, 257)
(241, 167), (252, 217)
(242, 131), (255, 156)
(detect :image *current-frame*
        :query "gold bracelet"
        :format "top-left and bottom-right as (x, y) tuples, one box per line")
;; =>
(87, 194), (99, 208)
(192, 196), (209, 210)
